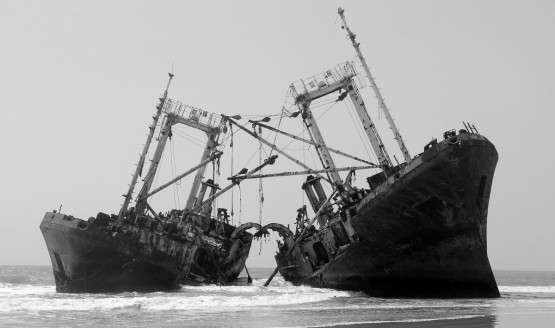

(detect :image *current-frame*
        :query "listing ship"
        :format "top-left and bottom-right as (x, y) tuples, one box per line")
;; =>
(254, 8), (500, 297)
(40, 75), (264, 293)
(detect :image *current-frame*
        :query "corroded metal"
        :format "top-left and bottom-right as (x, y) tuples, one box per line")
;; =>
(270, 132), (500, 298)
(40, 78), (257, 293)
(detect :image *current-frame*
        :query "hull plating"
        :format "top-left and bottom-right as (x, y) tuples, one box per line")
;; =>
(40, 213), (251, 293)
(277, 133), (500, 298)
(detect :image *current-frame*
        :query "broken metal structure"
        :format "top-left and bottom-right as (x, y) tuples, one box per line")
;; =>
(253, 8), (500, 297)
(40, 75), (271, 293)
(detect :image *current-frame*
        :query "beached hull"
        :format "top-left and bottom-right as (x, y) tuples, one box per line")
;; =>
(40, 213), (251, 293)
(277, 132), (500, 298)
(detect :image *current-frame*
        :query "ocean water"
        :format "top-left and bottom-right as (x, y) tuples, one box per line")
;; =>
(1, 266), (554, 327)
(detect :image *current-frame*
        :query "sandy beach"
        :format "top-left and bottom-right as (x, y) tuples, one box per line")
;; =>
(322, 312), (555, 328)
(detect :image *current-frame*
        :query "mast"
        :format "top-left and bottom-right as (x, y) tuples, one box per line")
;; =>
(135, 115), (175, 215)
(117, 73), (174, 225)
(338, 7), (411, 164)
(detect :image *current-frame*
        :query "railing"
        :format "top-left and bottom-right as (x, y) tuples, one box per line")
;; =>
(289, 61), (357, 100)
(163, 98), (225, 131)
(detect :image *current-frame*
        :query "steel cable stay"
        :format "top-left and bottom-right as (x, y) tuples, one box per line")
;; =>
(256, 95), (374, 165)
(301, 119), (307, 209)
(268, 112), (285, 158)
(225, 80), (381, 204)
(238, 143), (267, 176)
(310, 99), (346, 186)
(171, 132), (205, 149)
(313, 99), (338, 122)
(140, 151), (224, 202)
(310, 97), (339, 110)
(251, 107), (375, 166)
(169, 138), (181, 209)
(222, 96), (377, 206)
(228, 111), (377, 190)
(211, 147), (219, 220)
(170, 127), (206, 149)
(237, 184), (242, 225)
(258, 126), (264, 256)
(140, 143), (166, 216)
(172, 125), (207, 143)
(230, 123), (235, 226)
(224, 116), (331, 185)
(344, 95), (376, 165)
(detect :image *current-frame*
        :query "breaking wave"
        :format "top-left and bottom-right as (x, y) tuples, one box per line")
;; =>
(499, 286), (555, 293)
(0, 277), (351, 313)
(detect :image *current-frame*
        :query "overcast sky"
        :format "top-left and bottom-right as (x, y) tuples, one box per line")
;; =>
(1, 0), (554, 271)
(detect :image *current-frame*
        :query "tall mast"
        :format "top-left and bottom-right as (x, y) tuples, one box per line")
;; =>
(135, 115), (175, 215)
(117, 73), (174, 225)
(338, 7), (411, 164)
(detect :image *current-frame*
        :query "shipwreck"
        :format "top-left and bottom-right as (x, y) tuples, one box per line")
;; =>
(248, 8), (499, 298)
(40, 75), (268, 293)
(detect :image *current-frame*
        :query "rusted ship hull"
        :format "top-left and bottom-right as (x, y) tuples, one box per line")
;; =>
(277, 132), (500, 298)
(40, 212), (252, 293)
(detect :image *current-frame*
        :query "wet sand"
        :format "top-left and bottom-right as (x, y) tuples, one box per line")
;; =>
(323, 315), (497, 328)
(322, 312), (555, 327)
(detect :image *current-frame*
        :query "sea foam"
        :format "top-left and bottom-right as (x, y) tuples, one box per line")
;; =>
(0, 278), (350, 312)
(499, 286), (555, 293)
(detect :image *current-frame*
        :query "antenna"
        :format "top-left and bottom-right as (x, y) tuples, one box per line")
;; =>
(338, 7), (412, 164)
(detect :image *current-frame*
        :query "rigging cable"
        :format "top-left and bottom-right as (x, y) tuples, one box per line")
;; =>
(268, 112), (284, 157)
(302, 117), (306, 209)
(170, 128), (206, 149)
(238, 184), (242, 225)
(314, 99), (339, 121)
(174, 126), (207, 144)
(344, 94), (376, 164)
(211, 148), (218, 219)
(258, 124), (264, 255)
(279, 100), (339, 153)
(305, 100), (339, 184)
(230, 122), (235, 225)
(169, 138), (181, 209)
(149, 143), (166, 208)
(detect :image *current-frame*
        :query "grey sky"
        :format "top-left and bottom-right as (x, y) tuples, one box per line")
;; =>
(1, 0), (554, 270)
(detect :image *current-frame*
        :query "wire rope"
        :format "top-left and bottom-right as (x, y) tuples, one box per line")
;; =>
(344, 96), (375, 164)
(171, 129), (206, 149)
(169, 138), (181, 209)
